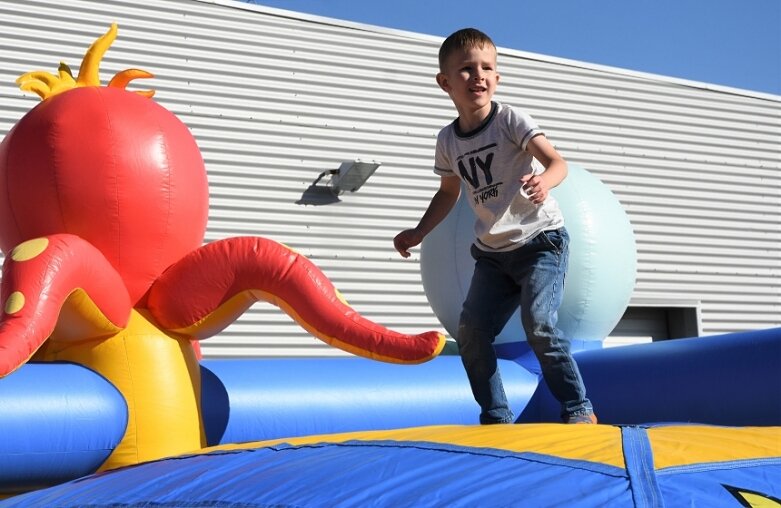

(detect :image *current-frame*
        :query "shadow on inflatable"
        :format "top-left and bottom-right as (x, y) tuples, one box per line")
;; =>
(0, 25), (779, 507)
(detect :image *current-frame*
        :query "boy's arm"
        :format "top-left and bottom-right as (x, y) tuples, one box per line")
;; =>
(522, 134), (568, 205)
(394, 175), (461, 258)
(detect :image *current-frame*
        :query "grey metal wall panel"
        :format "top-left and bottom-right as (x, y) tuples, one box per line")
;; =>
(0, 0), (778, 358)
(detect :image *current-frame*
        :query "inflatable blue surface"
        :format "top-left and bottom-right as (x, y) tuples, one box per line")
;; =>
(0, 328), (779, 505)
(520, 327), (781, 426)
(0, 363), (127, 495)
(3, 424), (779, 507)
(201, 355), (538, 444)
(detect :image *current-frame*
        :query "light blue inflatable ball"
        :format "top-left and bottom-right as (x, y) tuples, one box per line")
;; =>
(420, 165), (636, 356)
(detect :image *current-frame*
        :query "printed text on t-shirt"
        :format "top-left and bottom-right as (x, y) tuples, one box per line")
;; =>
(457, 144), (497, 189)
(473, 182), (502, 205)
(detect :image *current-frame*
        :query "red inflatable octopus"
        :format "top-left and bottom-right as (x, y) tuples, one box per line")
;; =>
(0, 24), (444, 468)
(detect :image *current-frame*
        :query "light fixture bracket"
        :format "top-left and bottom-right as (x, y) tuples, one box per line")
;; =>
(329, 160), (381, 195)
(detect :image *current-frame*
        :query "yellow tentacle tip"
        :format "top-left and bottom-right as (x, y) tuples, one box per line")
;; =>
(433, 333), (448, 356)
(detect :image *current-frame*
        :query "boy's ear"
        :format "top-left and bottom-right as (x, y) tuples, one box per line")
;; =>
(436, 72), (449, 92)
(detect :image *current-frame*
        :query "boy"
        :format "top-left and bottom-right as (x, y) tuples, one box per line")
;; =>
(394, 28), (596, 424)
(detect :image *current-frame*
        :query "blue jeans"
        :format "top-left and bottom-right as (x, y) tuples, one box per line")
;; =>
(456, 228), (593, 423)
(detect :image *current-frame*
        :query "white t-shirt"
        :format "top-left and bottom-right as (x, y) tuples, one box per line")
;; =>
(434, 102), (564, 252)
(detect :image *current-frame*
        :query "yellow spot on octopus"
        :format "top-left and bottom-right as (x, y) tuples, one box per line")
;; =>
(5, 292), (25, 314)
(11, 237), (49, 261)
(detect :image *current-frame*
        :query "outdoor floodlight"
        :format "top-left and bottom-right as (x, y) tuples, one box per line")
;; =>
(329, 160), (381, 195)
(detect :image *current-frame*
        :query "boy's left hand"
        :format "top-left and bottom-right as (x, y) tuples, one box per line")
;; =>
(521, 173), (548, 204)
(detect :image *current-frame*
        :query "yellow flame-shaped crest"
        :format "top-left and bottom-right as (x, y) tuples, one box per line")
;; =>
(16, 23), (154, 101)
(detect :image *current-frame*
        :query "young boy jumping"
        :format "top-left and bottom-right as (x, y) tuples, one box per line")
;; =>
(394, 28), (596, 424)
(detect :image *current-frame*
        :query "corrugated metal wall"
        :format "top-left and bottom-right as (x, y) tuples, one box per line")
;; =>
(1, 0), (778, 358)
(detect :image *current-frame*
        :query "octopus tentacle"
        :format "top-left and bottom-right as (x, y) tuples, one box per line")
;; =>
(146, 236), (446, 364)
(0, 234), (132, 377)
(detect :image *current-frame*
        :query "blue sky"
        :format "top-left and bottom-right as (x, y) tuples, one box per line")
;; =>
(245, 0), (780, 96)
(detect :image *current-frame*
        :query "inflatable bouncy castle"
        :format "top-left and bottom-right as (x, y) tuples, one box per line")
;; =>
(0, 25), (779, 507)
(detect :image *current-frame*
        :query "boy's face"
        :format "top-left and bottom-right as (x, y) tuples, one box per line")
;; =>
(437, 44), (499, 117)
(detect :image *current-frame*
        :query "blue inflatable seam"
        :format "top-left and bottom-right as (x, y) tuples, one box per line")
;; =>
(656, 457), (781, 475)
(622, 426), (664, 508)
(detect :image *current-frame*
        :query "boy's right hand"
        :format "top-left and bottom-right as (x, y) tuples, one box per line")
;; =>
(394, 228), (424, 258)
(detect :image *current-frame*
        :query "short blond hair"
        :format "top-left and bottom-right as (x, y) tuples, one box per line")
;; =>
(438, 28), (496, 72)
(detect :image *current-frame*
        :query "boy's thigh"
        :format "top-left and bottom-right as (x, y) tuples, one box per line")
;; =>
(461, 246), (521, 333)
(515, 230), (570, 327)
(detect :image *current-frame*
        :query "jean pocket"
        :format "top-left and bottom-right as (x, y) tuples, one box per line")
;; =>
(539, 229), (567, 255)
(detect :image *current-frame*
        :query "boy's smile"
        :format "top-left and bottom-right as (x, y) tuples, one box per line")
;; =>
(437, 45), (500, 131)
